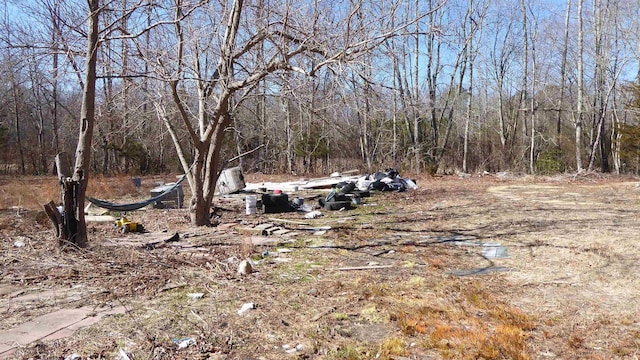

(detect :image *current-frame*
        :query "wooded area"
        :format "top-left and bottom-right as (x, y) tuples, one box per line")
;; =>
(2, 0), (640, 179)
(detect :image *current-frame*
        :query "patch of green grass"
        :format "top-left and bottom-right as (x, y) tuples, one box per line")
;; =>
(361, 304), (389, 323)
(378, 337), (408, 359)
(335, 344), (374, 360)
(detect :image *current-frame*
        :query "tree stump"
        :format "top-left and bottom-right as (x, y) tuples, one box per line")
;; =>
(43, 153), (87, 248)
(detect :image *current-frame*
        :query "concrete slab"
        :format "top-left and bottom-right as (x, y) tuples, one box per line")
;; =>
(0, 306), (126, 358)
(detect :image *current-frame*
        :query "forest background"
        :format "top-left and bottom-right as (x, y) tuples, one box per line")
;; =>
(2, 0), (640, 178)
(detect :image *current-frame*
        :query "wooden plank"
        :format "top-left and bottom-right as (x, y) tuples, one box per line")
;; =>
(43, 201), (62, 238)
(333, 265), (394, 271)
(267, 218), (310, 225)
(264, 226), (283, 236)
(237, 224), (270, 236)
(244, 236), (283, 246)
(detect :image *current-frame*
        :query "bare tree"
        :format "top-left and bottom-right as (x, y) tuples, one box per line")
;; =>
(145, 0), (425, 225)
(557, 0), (571, 142)
(575, 0), (584, 172)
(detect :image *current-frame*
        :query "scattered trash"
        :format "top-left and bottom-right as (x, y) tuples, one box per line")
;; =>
(114, 216), (144, 234)
(237, 222), (297, 237)
(244, 168), (416, 193)
(364, 168), (416, 192)
(13, 240), (25, 248)
(150, 181), (184, 209)
(216, 167), (246, 195)
(64, 354), (81, 360)
(173, 337), (196, 349)
(305, 210), (323, 219)
(237, 302), (255, 315)
(245, 195), (257, 215)
(143, 232), (180, 250)
(262, 192), (291, 213)
(482, 243), (508, 258)
(282, 344), (304, 354)
(187, 293), (204, 300)
(238, 260), (254, 275)
(114, 349), (133, 360)
(291, 197), (305, 210)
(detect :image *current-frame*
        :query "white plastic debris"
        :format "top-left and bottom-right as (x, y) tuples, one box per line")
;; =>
(305, 210), (323, 219)
(187, 293), (204, 300)
(174, 337), (196, 349)
(282, 344), (303, 354)
(482, 243), (508, 258)
(114, 349), (132, 360)
(237, 260), (254, 275)
(64, 354), (81, 360)
(238, 302), (255, 315)
(404, 178), (418, 189)
(356, 178), (372, 191)
(13, 240), (25, 248)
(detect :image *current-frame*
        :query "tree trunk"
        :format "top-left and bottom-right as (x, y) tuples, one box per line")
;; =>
(557, 0), (571, 142)
(520, 0), (528, 143)
(56, 0), (99, 248)
(576, 0), (584, 172)
(412, 0), (421, 173)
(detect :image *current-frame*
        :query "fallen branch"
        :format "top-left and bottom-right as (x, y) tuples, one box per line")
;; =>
(333, 265), (394, 271)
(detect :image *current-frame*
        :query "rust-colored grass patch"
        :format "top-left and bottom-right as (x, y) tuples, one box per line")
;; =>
(478, 324), (531, 360)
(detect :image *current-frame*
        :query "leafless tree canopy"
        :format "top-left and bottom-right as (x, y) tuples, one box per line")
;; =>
(1, 0), (640, 179)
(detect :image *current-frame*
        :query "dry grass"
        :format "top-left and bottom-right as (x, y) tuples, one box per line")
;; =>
(2, 174), (640, 359)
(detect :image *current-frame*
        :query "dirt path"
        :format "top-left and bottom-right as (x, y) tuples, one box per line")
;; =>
(486, 181), (640, 358)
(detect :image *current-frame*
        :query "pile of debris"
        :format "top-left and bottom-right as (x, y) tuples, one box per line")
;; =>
(242, 168), (417, 215)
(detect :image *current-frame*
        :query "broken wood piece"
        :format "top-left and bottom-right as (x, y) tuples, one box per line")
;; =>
(271, 229), (291, 236)
(43, 201), (62, 238)
(237, 223), (276, 236)
(299, 226), (332, 231)
(267, 218), (310, 225)
(244, 236), (284, 246)
(85, 215), (117, 223)
(333, 265), (394, 271)
(143, 233), (180, 250)
(263, 226), (282, 236)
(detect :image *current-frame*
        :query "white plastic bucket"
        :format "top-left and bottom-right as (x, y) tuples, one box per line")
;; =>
(245, 195), (257, 215)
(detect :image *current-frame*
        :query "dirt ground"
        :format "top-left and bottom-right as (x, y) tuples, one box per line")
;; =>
(1, 172), (640, 359)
